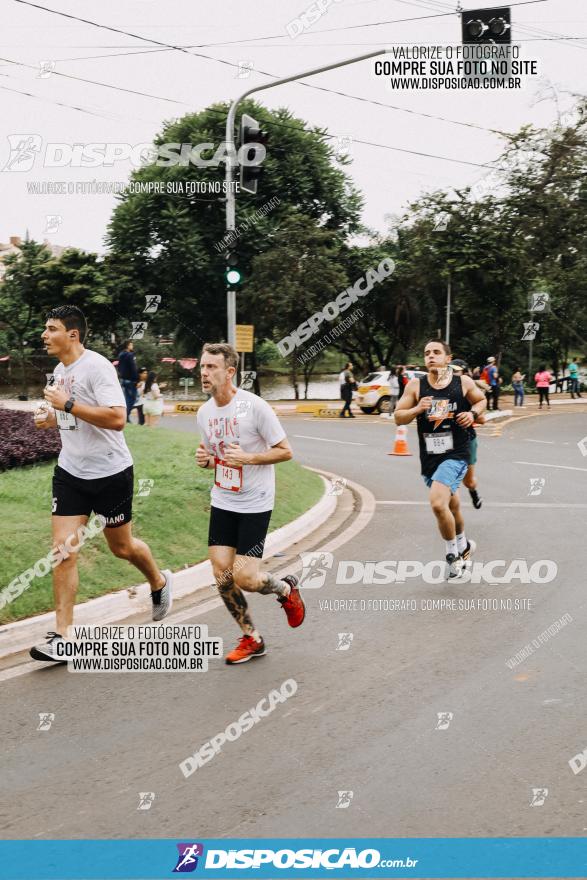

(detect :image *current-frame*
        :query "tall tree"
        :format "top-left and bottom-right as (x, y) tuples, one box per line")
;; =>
(0, 241), (54, 396)
(245, 215), (349, 398)
(106, 100), (363, 351)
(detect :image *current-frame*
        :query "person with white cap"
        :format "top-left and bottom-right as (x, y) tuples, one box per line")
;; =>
(481, 356), (500, 411)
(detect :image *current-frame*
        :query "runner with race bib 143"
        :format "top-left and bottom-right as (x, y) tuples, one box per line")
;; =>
(196, 343), (305, 665)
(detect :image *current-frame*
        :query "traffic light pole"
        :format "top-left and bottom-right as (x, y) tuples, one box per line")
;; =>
(224, 48), (388, 347)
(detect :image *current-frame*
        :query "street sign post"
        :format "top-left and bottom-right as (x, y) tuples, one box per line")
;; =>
(180, 377), (194, 398)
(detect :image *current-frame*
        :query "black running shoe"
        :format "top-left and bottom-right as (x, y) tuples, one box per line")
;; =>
(469, 488), (483, 509)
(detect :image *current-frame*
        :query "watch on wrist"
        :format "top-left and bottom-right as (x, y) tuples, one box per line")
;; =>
(64, 398), (75, 414)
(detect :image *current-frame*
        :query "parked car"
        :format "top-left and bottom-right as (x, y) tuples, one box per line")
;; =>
(356, 369), (426, 414)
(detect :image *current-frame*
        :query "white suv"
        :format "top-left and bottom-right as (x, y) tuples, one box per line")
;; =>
(355, 369), (426, 414)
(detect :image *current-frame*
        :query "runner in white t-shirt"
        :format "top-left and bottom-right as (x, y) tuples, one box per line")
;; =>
(196, 343), (305, 665)
(30, 305), (173, 663)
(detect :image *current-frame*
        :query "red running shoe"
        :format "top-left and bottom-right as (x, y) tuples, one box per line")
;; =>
(225, 635), (266, 665)
(277, 575), (305, 628)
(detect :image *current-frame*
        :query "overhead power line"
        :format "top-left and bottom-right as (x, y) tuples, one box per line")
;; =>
(9, 0), (509, 139)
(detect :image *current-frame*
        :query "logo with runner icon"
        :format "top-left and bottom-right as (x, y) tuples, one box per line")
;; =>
(173, 843), (204, 873)
(298, 551), (334, 589)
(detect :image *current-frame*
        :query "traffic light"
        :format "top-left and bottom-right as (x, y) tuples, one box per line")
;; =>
(239, 113), (269, 195)
(461, 6), (511, 44)
(224, 250), (242, 286)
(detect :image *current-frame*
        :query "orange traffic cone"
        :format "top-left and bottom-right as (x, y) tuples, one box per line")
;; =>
(388, 424), (412, 456)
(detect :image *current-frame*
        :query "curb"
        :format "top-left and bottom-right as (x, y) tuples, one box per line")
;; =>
(0, 474), (335, 659)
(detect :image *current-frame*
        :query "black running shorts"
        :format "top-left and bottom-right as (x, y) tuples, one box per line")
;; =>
(208, 506), (272, 557)
(52, 464), (133, 527)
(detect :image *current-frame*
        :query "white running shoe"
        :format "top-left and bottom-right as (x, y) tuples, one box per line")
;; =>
(151, 569), (173, 621)
(446, 553), (465, 580)
(29, 631), (67, 663)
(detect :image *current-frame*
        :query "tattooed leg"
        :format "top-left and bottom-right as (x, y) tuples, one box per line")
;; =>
(217, 579), (257, 637)
(257, 571), (290, 597)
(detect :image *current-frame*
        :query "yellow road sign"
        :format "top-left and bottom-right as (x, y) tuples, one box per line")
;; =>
(235, 324), (254, 352)
(175, 402), (201, 413)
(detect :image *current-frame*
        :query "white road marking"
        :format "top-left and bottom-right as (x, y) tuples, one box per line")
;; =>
(293, 434), (366, 446)
(376, 500), (587, 508)
(524, 439), (555, 445)
(514, 461), (587, 473)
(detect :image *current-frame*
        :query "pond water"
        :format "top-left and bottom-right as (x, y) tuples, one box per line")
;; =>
(0, 373), (345, 402)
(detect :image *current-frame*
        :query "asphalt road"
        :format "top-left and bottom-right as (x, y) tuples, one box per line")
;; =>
(2, 408), (587, 843)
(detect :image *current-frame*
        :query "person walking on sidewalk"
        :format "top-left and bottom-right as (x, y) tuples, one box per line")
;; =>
(339, 362), (356, 418)
(196, 343), (305, 665)
(31, 305), (173, 663)
(512, 368), (525, 407)
(534, 365), (554, 409)
(116, 339), (139, 423)
(395, 340), (487, 579)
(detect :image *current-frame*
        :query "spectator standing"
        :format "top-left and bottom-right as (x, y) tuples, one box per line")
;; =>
(117, 340), (139, 422)
(339, 363), (356, 418)
(534, 365), (553, 409)
(396, 366), (406, 399)
(133, 367), (148, 425)
(389, 369), (399, 413)
(511, 368), (525, 407)
(481, 356), (500, 411)
(568, 360), (582, 399)
(143, 370), (164, 426)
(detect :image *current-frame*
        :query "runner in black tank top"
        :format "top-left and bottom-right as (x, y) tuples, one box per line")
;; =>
(416, 373), (470, 480)
(394, 339), (487, 580)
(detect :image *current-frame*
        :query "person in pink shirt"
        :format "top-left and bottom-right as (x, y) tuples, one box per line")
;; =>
(534, 365), (553, 409)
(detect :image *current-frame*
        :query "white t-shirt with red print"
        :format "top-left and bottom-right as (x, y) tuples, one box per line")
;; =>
(197, 389), (286, 513)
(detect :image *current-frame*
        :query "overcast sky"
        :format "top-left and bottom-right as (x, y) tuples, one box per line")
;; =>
(1, 0), (586, 253)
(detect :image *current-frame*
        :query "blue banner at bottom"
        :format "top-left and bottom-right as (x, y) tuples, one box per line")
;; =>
(1, 838), (586, 879)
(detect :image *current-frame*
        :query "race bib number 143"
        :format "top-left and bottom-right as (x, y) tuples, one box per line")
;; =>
(214, 459), (243, 492)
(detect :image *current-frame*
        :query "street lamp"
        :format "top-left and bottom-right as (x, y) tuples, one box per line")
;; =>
(224, 48), (392, 347)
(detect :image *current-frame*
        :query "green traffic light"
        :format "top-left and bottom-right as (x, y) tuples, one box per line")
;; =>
(226, 268), (241, 285)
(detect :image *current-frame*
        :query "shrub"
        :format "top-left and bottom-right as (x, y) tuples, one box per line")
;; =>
(0, 409), (61, 471)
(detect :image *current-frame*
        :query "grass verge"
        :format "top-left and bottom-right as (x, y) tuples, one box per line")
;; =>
(0, 425), (324, 623)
